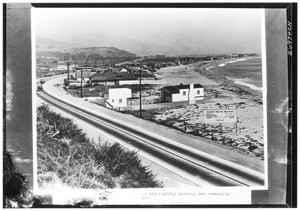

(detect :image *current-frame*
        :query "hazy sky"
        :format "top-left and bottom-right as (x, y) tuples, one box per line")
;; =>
(33, 8), (263, 54)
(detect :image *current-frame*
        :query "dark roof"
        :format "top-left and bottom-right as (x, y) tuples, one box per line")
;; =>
(132, 71), (155, 77)
(162, 84), (203, 94)
(175, 84), (203, 89)
(90, 72), (137, 82)
(108, 66), (125, 72)
(162, 86), (180, 94)
(125, 67), (140, 73)
(76, 71), (95, 78)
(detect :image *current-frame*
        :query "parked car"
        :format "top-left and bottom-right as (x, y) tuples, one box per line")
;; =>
(37, 84), (43, 91)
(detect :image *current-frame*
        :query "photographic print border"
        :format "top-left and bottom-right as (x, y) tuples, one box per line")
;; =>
(2, 2), (297, 208)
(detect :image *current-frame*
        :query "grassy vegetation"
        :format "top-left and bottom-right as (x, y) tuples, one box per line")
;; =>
(37, 104), (163, 189)
(66, 84), (159, 98)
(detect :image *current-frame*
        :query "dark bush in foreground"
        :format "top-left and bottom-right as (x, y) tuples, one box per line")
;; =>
(3, 151), (29, 207)
(37, 104), (163, 189)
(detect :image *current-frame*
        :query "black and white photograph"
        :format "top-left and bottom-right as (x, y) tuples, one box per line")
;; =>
(3, 2), (296, 208)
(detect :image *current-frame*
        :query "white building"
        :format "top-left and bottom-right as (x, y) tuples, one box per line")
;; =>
(69, 64), (78, 70)
(106, 88), (132, 108)
(161, 83), (204, 103)
(57, 65), (68, 71)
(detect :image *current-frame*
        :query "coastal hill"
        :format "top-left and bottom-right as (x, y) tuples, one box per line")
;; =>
(36, 36), (77, 52)
(64, 47), (137, 58)
(36, 46), (138, 61)
(36, 36), (138, 60)
(36, 35), (181, 57)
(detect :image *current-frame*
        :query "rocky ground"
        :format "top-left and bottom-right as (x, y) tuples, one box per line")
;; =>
(144, 59), (265, 159)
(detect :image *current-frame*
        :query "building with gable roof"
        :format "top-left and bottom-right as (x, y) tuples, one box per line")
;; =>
(89, 72), (137, 85)
(161, 83), (204, 103)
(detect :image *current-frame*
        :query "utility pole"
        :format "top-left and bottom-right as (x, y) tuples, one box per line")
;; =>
(67, 61), (70, 80)
(81, 59), (88, 98)
(235, 105), (238, 133)
(139, 69), (142, 118)
(80, 67), (83, 98)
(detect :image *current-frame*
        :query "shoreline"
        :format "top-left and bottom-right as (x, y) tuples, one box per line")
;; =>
(194, 57), (263, 102)
(148, 58), (265, 159)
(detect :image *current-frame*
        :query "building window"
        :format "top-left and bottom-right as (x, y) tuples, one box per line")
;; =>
(183, 91), (186, 96)
(197, 90), (200, 95)
(119, 99), (122, 103)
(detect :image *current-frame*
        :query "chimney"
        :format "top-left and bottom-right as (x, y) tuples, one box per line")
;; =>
(189, 83), (195, 104)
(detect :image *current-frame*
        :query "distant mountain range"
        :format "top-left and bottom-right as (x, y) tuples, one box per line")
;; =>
(35, 34), (183, 56)
(65, 47), (137, 58)
(36, 36), (77, 52)
(37, 47), (138, 61)
(36, 36), (140, 59)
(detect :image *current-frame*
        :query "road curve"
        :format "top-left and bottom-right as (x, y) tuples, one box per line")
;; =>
(36, 78), (265, 187)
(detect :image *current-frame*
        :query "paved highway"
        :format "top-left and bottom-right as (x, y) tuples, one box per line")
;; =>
(37, 76), (265, 187)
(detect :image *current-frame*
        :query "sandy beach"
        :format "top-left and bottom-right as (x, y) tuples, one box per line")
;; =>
(149, 58), (265, 159)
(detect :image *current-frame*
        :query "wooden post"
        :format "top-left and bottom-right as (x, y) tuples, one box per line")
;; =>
(67, 61), (70, 80)
(139, 69), (142, 118)
(80, 67), (83, 98)
(235, 105), (238, 133)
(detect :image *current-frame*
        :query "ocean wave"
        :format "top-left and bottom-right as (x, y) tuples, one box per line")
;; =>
(218, 58), (248, 67)
(234, 80), (263, 92)
(205, 66), (215, 70)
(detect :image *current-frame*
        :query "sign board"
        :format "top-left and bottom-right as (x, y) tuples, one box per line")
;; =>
(204, 109), (237, 123)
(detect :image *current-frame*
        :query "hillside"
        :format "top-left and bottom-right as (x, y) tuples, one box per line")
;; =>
(56, 33), (182, 56)
(36, 46), (138, 61)
(36, 36), (77, 52)
(64, 47), (137, 58)
(36, 34), (182, 57)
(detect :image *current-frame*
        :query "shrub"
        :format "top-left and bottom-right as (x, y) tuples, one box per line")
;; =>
(94, 142), (163, 188)
(37, 104), (163, 189)
(3, 151), (30, 207)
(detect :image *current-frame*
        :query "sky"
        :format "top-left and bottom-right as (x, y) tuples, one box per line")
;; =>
(33, 8), (263, 55)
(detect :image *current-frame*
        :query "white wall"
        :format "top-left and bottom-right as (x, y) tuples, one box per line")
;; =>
(171, 87), (204, 102)
(194, 87), (204, 97)
(172, 88), (189, 102)
(76, 77), (90, 82)
(57, 65), (68, 71)
(107, 88), (132, 107)
(194, 88), (204, 100)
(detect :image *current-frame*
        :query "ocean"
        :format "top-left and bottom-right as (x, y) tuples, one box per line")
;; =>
(213, 57), (263, 92)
